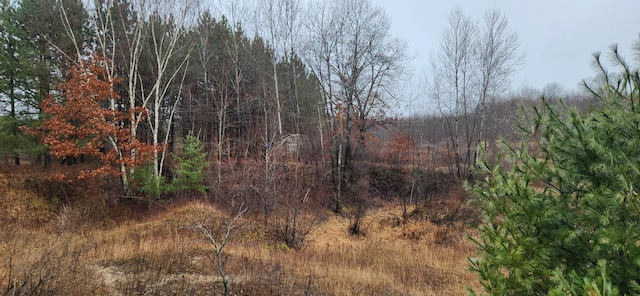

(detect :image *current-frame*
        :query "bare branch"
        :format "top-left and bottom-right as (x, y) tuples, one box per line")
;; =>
(187, 203), (247, 296)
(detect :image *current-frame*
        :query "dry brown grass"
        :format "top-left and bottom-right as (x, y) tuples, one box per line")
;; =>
(0, 171), (55, 228)
(289, 206), (481, 295)
(0, 169), (480, 295)
(0, 229), (111, 295)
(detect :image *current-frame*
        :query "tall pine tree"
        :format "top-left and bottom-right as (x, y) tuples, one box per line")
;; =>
(0, 0), (42, 161)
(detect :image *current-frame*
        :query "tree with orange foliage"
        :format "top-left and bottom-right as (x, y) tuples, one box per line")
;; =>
(25, 54), (152, 193)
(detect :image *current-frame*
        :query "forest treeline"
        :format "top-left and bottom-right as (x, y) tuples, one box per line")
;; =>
(0, 0), (413, 199)
(0, 0), (596, 205)
(0, 0), (324, 178)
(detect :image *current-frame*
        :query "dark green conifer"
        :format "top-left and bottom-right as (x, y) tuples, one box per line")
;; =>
(171, 132), (209, 196)
(470, 38), (640, 295)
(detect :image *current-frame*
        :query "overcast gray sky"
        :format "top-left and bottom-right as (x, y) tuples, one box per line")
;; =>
(375, 0), (640, 95)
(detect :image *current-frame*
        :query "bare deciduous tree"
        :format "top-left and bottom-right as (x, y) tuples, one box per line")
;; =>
(255, 0), (305, 137)
(189, 10), (234, 193)
(429, 7), (522, 181)
(305, 0), (407, 210)
(84, 0), (199, 193)
(429, 7), (477, 182)
(214, 0), (248, 161)
(189, 204), (247, 296)
(256, 0), (284, 136)
(280, 0), (304, 135)
(474, 9), (523, 165)
(144, 0), (197, 191)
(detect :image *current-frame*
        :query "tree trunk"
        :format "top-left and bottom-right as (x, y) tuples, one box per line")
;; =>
(273, 62), (283, 135)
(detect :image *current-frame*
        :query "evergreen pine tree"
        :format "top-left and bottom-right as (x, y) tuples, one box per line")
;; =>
(170, 132), (209, 197)
(0, 0), (43, 159)
(470, 40), (640, 295)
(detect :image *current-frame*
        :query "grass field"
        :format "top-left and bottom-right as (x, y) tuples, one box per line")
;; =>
(0, 170), (481, 295)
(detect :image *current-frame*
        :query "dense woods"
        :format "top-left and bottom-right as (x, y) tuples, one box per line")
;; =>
(0, 0), (549, 202)
(1, 0), (638, 295)
(0, 0), (427, 210)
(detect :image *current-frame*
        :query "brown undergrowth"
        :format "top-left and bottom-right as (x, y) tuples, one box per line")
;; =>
(0, 167), (480, 295)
